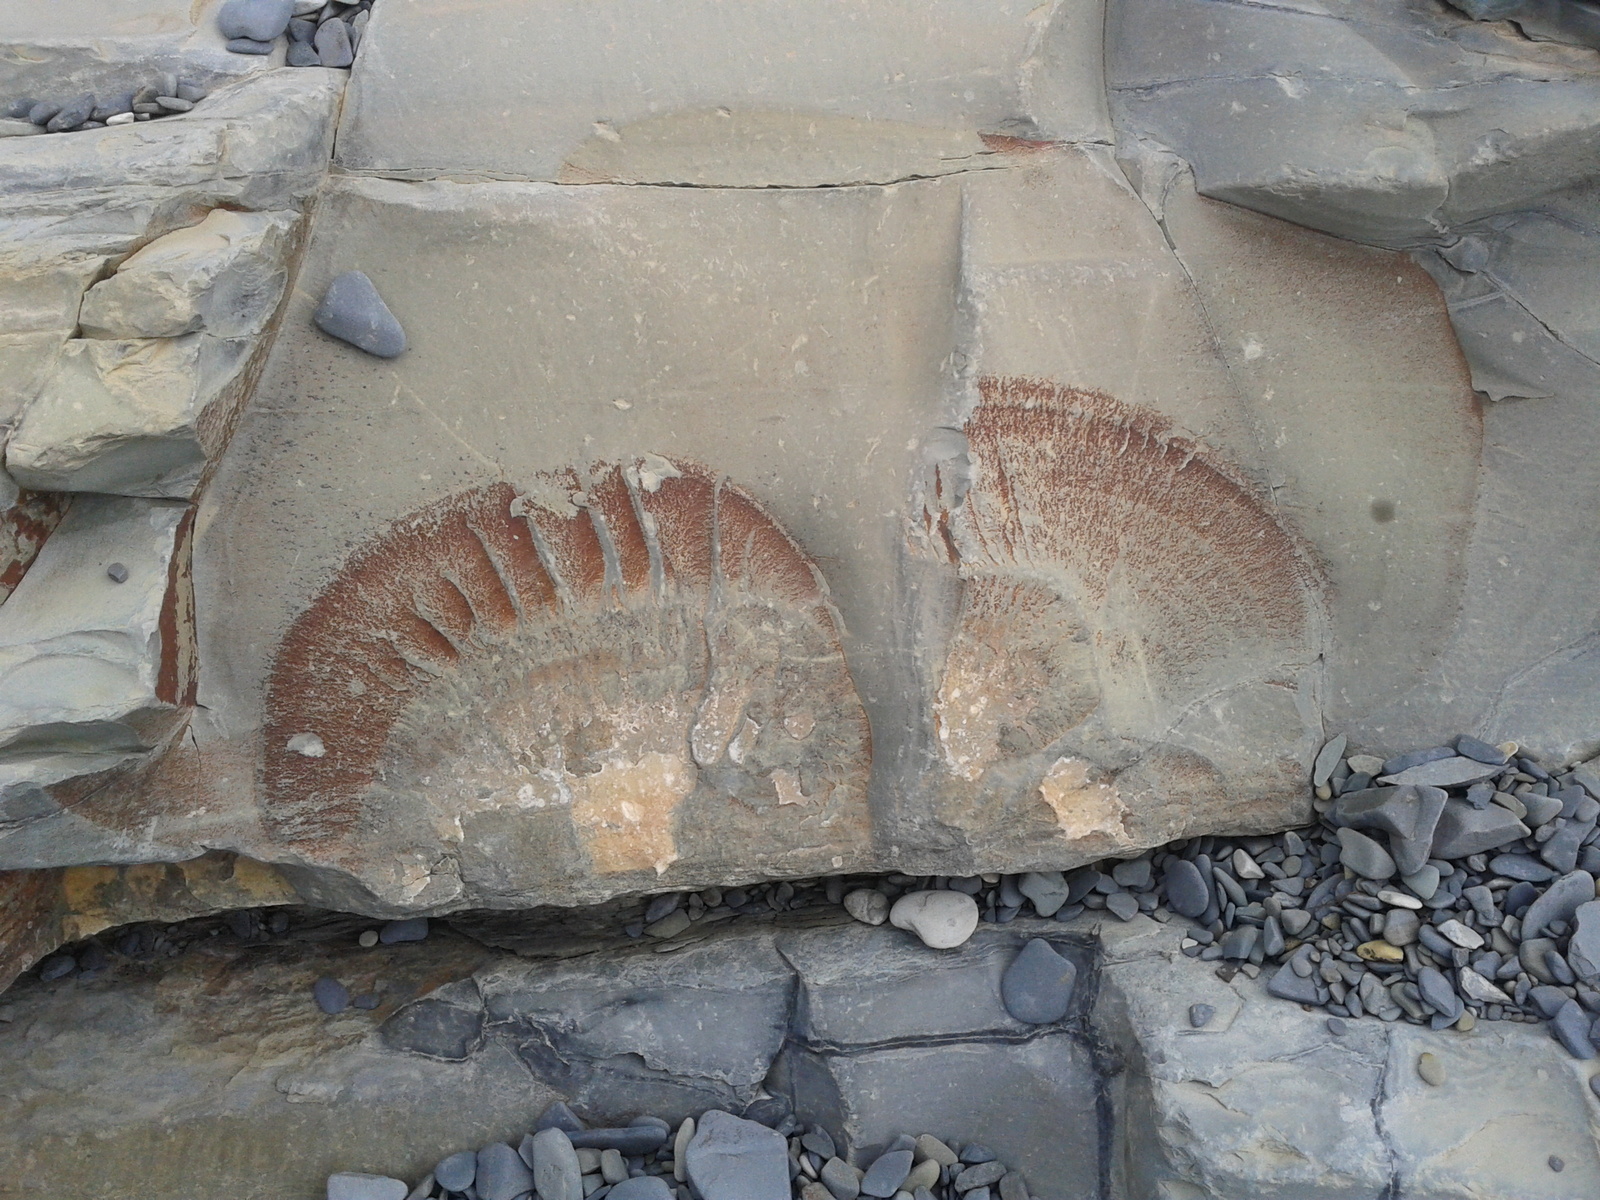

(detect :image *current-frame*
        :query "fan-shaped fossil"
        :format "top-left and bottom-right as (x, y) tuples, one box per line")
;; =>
(262, 458), (871, 902)
(919, 377), (1323, 851)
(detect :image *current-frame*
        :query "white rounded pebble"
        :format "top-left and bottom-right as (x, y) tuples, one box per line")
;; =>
(888, 889), (980, 949)
(358, 930), (379, 948)
(287, 732), (326, 758)
(105, 112), (136, 126)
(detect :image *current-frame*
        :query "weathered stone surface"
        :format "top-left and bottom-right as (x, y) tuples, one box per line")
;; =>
(1095, 914), (1600, 1200)
(338, 0), (1112, 181)
(7, 335), (253, 497)
(78, 209), (299, 340)
(0, 487), (69, 605)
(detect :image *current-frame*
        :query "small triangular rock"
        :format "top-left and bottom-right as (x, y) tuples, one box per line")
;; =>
(314, 270), (407, 357)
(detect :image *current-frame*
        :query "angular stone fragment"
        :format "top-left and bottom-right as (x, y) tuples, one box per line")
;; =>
(684, 1111), (789, 1200)
(1379, 756), (1501, 789)
(79, 210), (299, 339)
(7, 335), (253, 498)
(1336, 827), (1395, 880)
(1552, 999), (1596, 1059)
(1568, 901), (1600, 982)
(312, 270), (406, 358)
(1017, 871), (1069, 917)
(1522, 871), (1596, 939)
(1429, 799), (1529, 859)
(0, 495), (193, 771)
(1332, 785), (1445, 876)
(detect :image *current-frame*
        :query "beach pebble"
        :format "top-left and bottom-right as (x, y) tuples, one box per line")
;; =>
(314, 270), (407, 357)
(219, 0), (294, 41)
(313, 976), (349, 1014)
(1001, 938), (1077, 1024)
(1416, 1052), (1446, 1086)
(326, 1174), (407, 1200)
(844, 888), (889, 925)
(889, 890), (979, 949)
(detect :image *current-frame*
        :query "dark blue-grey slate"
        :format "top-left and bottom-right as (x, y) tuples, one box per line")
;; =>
(314, 270), (407, 357)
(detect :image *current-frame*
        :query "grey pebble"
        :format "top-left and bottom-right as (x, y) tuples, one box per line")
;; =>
(1189, 1003), (1214, 1028)
(1337, 827), (1396, 880)
(106, 562), (129, 583)
(1381, 747), (1454, 776)
(379, 917), (428, 944)
(287, 41), (321, 66)
(1017, 871), (1069, 917)
(46, 93), (95, 132)
(1104, 892), (1140, 922)
(1000, 938), (1077, 1024)
(315, 18), (355, 67)
(1522, 870), (1596, 939)
(607, 1179), (673, 1200)
(218, 0), (294, 41)
(1326, 1016), (1347, 1035)
(1455, 735), (1508, 765)
(1162, 859), (1209, 918)
(27, 101), (60, 125)
(314, 270), (407, 357)
(569, 1127), (668, 1154)
(225, 37), (277, 54)
(860, 1150), (913, 1198)
(684, 1110), (789, 1200)
(478, 1141), (536, 1200)
(326, 1174), (407, 1200)
(954, 1161), (1006, 1191)
(529, 1128), (582, 1200)
(1312, 733), (1347, 788)
(313, 975), (349, 1014)
(1430, 799), (1529, 858)
(820, 1156), (859, 1200)
(156, 96), (194, 113)
(434, 1150), (475, 1192)
(1552, 999), (1596, 1059)
(1489, 853), (1556, 882)
(1267, 962), (1322, 1004)
(1550, 1155), (1565, 1173)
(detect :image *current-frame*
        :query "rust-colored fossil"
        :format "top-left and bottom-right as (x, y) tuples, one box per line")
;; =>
(920, 377), (1322, 851)
(262, 458), (871, 898)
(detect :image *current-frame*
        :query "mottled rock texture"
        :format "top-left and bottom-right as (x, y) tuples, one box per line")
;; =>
(0, 0), (1594, 923)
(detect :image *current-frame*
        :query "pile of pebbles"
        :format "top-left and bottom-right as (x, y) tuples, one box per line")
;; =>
(0, 74), (210, 136)
(219, 0), (374, 68)
(328, 1101), (1034, 1200)
(31, 907), (292, 984)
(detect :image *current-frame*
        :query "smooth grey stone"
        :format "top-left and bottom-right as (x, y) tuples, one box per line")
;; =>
(315, 18), (355, 67)
(960, 1145), (998, 1164)
(1001, 938), (1077, 1024)
(1539, 816), (1596, 874)
(1017, 871), (1069, 917)
(327, 1174), (408, 1200)
(1382, 907), (1420, 947)
(352, 992), (380, 1010)
(107, 561), (131, 584)
(1490, 853), (1556, 882)
(1381, 746), (1454, 776)
(314, 270), (407, 357)
(287, 40), (320, 66)
(1522, 870), (1596, 939)
(313, 976), (349, 1014)
(1454, 735), (1508, 765)
(1326, 1016), (1348, 1035)
(528, 1128), (582, 1200)
(1401, 864), (1440, 900)
(606, 1179), (672, 1200)
(1430, 799), (1529, 859)
(1337, 827), (1396, 880)
(1111, 857), (1153, 890)
(1521, 937), (1562, 985)
(860, 1150), (913, 1198)
(1104, 892), (1140, 921)
(1163, 859), (1210, 918)
(1567, 900), (1600, 981)
(1333, 784), (1446, 876)
(800, 1127), (835, 1160)
(1219, 926), (1258, 960)
(1280, 907), (1313, 936)
(27, 100), (60, 125)
(1189, 1003), (1214, 1028)
(820, 1156), (860, 1200)
(2, 98), (36, 118)
(684, 1111), (789, 1200)
(1465, 782), (1495, 809)
(954, 1161), (1006, 1190)
(176, 81), (207, 102)
(379, 917), (429, 944)
(91, 93), (134, 120)
(569, 1128), (668, 1154)
(1261, 915), (1285, 958)
(739, 1097), (789, 1128)
(1312, 733), (1347, 788)
(1416, 965), (1462, 1022)
(435, 1151), (476, 1192)
(644, 893), (681, 923)
(1527, 984), (1570, 1018)
(1552, 999), (1597, 1059)
(219, 0), (294, 40)
(1267, 962), (1322, 1004)
(289, 16), (316, 40)
(1417, 924), (1454, 958)
(1381, 756), (1502, 789)
(156, 96), (194, 112)
(46, 93), (94, 132)
(225, 36), (276, 53)
(477, 1141), (534, 1200)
